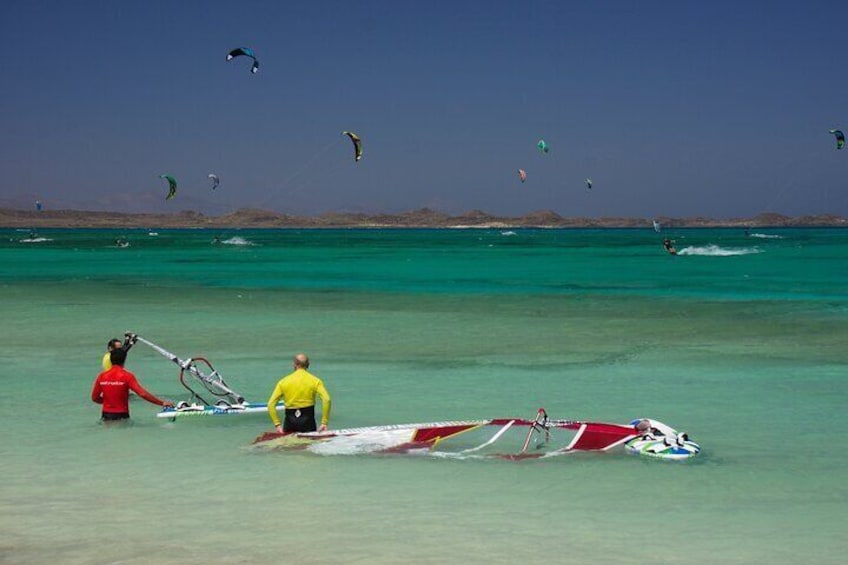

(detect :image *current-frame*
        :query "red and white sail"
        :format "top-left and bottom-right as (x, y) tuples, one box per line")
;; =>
(252, 410), (640, 458)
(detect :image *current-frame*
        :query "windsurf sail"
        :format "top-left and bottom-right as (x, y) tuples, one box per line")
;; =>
(564, 421), (638, 451)
(253, 408), (646, 459)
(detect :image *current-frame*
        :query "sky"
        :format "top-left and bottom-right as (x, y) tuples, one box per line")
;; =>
(1, 0), (846, 218)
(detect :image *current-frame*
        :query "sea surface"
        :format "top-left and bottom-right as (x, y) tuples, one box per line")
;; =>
(1, 227), (846, 564)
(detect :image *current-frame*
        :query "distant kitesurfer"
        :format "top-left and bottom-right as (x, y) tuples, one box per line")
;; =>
(267, 353), (332, 433)
(663, 238), (677, 255)
(91, 347), (173, 421)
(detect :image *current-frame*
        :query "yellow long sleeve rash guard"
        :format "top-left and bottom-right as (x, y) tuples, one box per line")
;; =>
(267, 368), (332, 427)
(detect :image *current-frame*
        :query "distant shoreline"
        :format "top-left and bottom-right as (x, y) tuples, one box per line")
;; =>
(1, 207), (846, 229)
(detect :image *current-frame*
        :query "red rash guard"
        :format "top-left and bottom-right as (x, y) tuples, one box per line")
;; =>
(91, 365), (165, 416)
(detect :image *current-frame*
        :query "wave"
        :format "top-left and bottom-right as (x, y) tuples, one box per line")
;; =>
(749, 233), (782, 239)
(678, 244), (761, 256)
(500, 231), (517, 236)
(19, 237), (52, 243)
(221, 236), (255, 246)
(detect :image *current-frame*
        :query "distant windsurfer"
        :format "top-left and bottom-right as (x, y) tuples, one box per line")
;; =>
(267, 353), (332, 433)
(91, 348), (172, 421)
(663, 238), (677, 255)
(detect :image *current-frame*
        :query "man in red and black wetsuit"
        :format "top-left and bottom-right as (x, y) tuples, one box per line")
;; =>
(91, 347), (172, 420)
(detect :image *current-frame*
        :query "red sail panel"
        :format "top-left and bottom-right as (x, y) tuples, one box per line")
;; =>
(412, 424), (481, 444)
(567, 423), (637, 451)
(253, 431), (285, 444)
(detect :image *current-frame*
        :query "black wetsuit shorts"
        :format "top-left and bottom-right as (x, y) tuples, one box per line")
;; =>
(284, 405), (317, 432)
(102, 412), (130, 421)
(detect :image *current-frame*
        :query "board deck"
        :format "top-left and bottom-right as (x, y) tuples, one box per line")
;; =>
(156, 401), (285, 419)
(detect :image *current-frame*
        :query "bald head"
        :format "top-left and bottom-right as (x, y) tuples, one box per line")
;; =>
(293, 353), (310, 369)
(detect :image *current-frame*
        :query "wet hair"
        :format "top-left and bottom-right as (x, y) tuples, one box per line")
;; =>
(107, 338), (123, 350)
(110, 347), (128, 367)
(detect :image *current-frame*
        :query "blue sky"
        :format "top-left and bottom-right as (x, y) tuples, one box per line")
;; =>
(1, 1), (846, 217)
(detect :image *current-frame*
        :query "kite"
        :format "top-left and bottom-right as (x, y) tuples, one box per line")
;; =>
(208, 174), (220, 190)
(518, 169), (527, 183)
(586, 178), (593, 190)
(830, 129), (845, 149)
(342, 131), (363, 162)
(160, 174), (177, 200)
(226, 47), (259, 74)
(537, 140), (549, 154)
(35, 200), (43, 211)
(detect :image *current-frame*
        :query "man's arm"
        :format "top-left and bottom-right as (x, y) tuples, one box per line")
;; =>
(91, 377), (103, 404)
(126, 374), (170, 407)
(267, 382), (284, 430)
(316, 380), (332, 429)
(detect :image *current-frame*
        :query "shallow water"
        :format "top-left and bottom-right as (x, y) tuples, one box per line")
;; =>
(1, 227), (846, 563)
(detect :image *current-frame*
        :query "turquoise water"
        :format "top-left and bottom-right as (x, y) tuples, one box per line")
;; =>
(1, 227), (846, 564)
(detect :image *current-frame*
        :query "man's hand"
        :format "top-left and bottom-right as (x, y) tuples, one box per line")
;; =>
(122, 332), (138, 350)
(318, 424), (327, 432)
(275, 424), (284, 434)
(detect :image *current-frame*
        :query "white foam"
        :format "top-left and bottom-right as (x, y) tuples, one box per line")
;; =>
(500, 231), (517, 236)
(307, 429), (416, 455)
(19, 237), (52, 243)
(678, 244), (761, 256)
(749, 233), (782, 239)
(222, 236), (255, 246)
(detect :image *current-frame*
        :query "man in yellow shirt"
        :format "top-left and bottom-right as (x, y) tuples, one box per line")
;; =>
(101, 338), (124, 371)
(267, 353), (332, 433)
